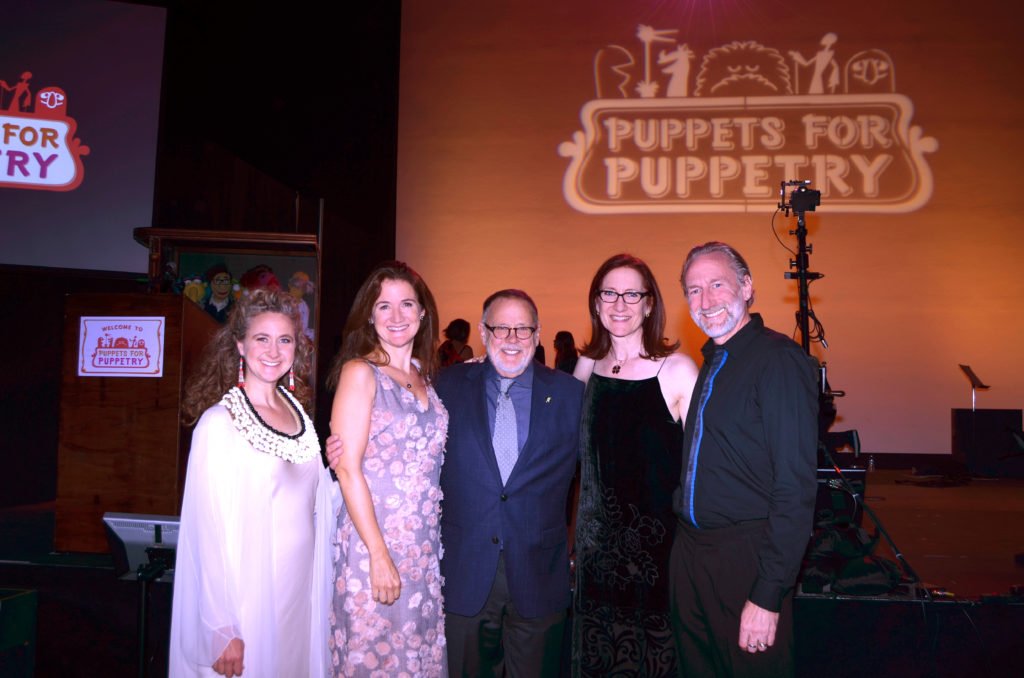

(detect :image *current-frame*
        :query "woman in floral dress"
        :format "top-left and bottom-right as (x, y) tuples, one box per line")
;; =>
(327, 261), (448, 677)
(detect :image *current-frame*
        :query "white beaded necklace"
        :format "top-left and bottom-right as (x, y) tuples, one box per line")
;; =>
(221, 386), (319, 464)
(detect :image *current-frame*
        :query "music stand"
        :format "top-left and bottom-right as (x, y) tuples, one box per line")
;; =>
(958, 364), (990, 412)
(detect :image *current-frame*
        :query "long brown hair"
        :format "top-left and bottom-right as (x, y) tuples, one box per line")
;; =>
(326, 261), (440, 388)
(182, 288), (314, 424)
(580, 253), (679, 360)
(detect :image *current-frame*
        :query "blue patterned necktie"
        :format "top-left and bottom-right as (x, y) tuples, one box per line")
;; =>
(493, 377), (518, 485)
(682, 349), (728, 527)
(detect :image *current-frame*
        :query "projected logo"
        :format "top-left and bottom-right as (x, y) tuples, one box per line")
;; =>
(559, 29), (938, 214)
(0, 70), (90, 191)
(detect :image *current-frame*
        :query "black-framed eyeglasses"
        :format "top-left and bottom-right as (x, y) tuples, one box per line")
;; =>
(484, 324), (537, 340)
(598, 289), (649, 304)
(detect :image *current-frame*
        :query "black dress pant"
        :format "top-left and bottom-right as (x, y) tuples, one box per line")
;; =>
(446, 553), (567, 678)
(669, 519), (795, 678)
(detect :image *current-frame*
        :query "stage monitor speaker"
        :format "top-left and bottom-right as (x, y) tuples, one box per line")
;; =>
(815, 467), (866, 527)
(951, 409), (1024, 478)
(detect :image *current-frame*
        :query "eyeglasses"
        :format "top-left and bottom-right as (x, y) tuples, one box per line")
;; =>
(598, 289), (649, 304)
(484, 324), (537, 340)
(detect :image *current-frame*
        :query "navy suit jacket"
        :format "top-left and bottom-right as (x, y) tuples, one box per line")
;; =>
(435, 359), (584, 619)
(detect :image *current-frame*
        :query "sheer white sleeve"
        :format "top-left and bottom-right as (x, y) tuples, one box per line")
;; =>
(170, 406), (244, 671)
(310, 465), (343, 677)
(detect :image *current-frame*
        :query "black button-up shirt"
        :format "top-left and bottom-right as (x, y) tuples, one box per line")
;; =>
(673, 313), (819, 611)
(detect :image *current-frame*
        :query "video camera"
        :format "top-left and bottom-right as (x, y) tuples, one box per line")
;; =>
(779, 180), (821, 215)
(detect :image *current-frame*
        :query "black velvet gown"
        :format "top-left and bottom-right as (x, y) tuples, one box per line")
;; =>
(572, 373), (683, 677)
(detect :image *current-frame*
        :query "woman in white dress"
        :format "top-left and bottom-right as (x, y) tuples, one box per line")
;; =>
(170, 287), (337, 677)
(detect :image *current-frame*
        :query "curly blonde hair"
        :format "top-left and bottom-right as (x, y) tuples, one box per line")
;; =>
(182, 287), (314, 425)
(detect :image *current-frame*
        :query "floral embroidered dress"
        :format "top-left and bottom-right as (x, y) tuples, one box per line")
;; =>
(573, 374), (683, 677)
(330, 362), (449, 677)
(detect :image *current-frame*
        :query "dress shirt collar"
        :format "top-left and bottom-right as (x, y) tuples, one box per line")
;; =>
(700, 312), (765, 361)
(485, 358), (535, 390)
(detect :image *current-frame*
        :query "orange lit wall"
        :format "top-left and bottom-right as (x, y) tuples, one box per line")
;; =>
(396, 0), (1024, 454)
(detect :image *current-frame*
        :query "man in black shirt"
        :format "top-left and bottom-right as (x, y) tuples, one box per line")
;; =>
(670, 241), (818, 677)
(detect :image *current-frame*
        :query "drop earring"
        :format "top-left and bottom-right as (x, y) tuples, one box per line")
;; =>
(237, 357), (245, 388)
(288, 367), (295, 392)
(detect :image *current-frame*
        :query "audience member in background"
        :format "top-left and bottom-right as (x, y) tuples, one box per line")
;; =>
(438, 317), (473, 367)
(553, 330), (579, 375)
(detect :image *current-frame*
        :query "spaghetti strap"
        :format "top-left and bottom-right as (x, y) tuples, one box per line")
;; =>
(655, 356), (668, 377)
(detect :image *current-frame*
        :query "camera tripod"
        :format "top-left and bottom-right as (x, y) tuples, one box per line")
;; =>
(778, 180), (925, 595)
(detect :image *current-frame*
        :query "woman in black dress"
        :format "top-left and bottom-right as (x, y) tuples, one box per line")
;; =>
(572, 254), (698, 677)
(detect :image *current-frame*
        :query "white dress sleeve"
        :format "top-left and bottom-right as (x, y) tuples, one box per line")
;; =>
(310, 465), (343, 677)
(170, 406), (244, 673)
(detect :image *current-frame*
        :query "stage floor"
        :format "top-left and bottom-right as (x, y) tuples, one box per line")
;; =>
(859, 469), (1024, 599)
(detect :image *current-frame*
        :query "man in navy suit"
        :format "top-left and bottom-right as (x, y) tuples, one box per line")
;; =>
(436, 289), (583, 677)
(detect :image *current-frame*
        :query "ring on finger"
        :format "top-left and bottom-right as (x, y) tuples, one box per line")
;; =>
(757, 641), (767, 650)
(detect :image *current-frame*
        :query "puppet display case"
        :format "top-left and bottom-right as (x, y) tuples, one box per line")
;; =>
(133, 228), (321, 342)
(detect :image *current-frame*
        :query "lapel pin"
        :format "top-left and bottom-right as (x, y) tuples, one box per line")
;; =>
(545, 396), (552, 403)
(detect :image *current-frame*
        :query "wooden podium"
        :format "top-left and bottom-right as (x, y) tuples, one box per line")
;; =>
(55, 293), (217, 552)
